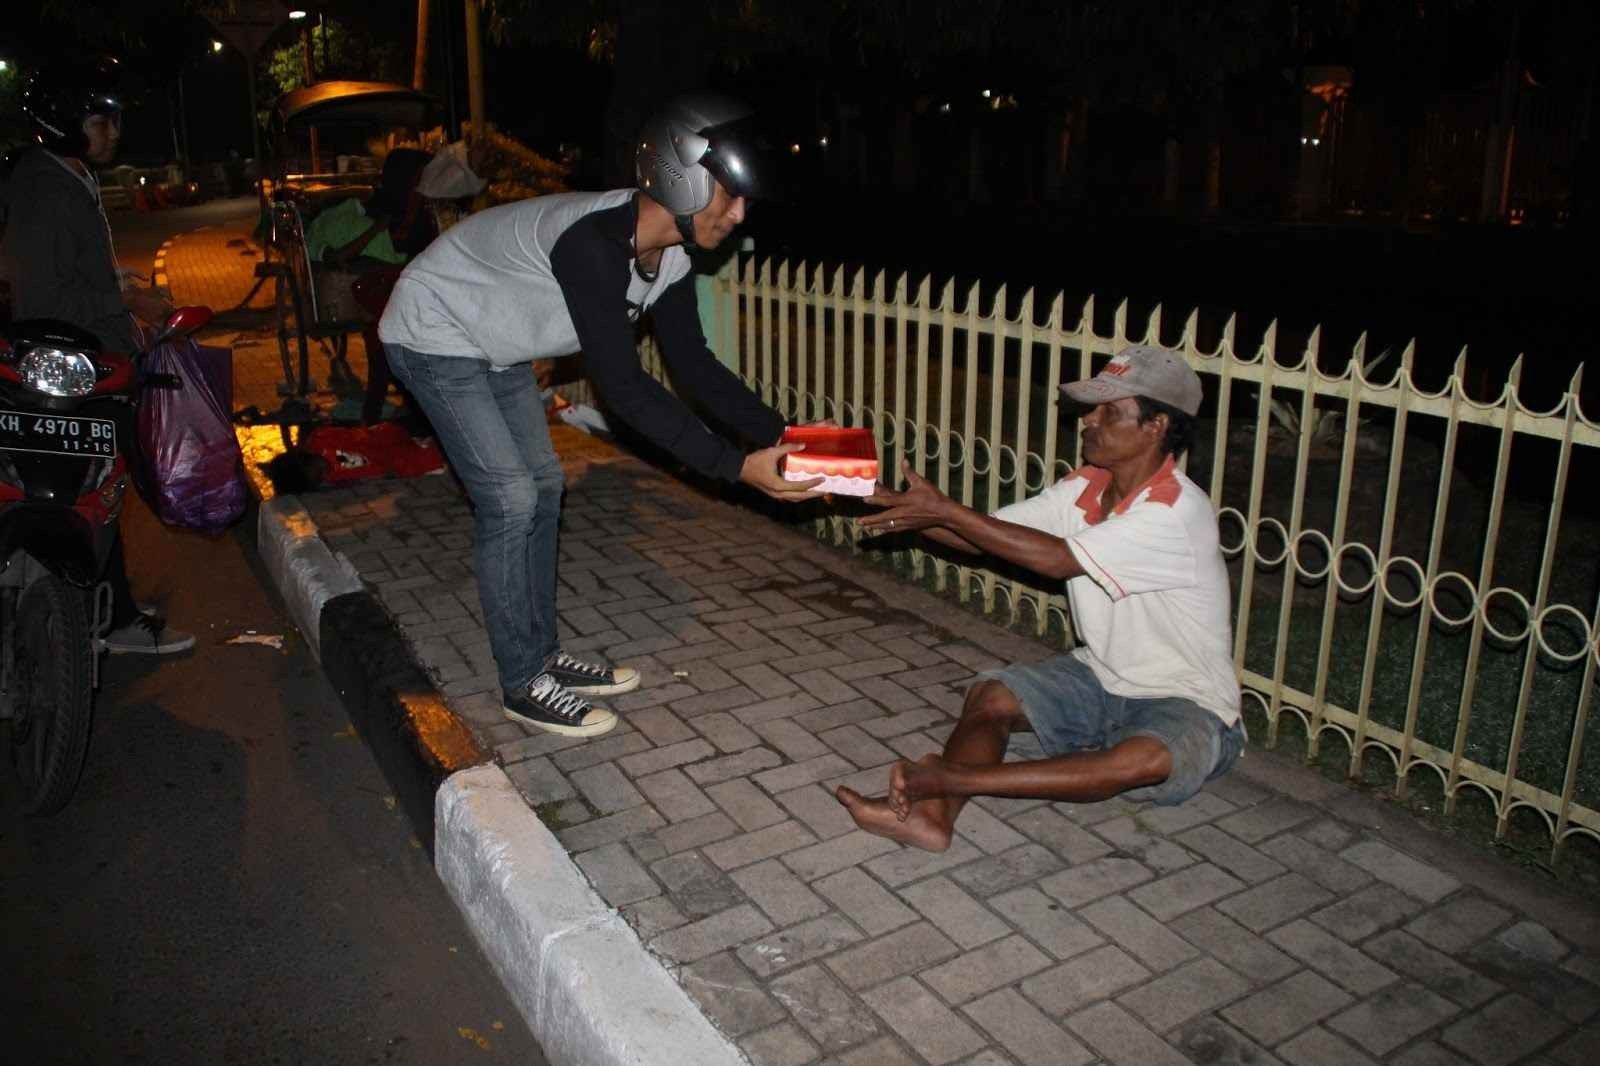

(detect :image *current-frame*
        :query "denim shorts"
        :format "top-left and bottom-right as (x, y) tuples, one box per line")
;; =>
(980, 654), (1245, 806)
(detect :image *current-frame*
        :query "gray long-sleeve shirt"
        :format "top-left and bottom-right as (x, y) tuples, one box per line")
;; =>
(1, 146), (136, 353)
(379, 189), (783, 482)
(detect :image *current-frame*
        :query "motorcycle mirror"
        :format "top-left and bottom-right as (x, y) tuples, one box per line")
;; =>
(143, 306), (213, 351)
(158, 306), (213, 341)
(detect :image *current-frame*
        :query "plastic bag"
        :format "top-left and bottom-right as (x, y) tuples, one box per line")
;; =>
(133, 333), (247, 534)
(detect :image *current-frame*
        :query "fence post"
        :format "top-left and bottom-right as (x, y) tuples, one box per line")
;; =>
(698, 244), (743, 373)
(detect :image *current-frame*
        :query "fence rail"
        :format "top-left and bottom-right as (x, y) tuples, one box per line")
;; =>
(588, 255), (1600, 861)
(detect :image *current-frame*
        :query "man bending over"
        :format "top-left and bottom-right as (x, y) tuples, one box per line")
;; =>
(838, 345), (1245, 851)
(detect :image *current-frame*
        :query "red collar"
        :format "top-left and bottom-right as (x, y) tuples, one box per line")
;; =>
(1073, 456), (1179, 525)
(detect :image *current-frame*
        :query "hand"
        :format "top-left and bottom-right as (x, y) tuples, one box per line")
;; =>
(741, 442), (825, 502)
(858, 460), (951, 537)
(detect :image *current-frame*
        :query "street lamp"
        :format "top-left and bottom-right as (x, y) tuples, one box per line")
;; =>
(212, 40), (224, 54)
(289, 9), (307, 19)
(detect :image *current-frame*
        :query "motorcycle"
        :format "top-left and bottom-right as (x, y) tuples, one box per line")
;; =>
(0, 306), (211, 814)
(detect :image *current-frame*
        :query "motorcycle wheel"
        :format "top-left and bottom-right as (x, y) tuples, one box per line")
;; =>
(7, 577), (94, 815)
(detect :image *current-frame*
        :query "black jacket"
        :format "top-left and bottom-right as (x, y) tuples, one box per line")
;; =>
(0, 146), (136, 352)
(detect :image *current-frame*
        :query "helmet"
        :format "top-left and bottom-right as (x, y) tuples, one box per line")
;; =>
(21, 57), (125, 157)
(636, 94), (767, 243)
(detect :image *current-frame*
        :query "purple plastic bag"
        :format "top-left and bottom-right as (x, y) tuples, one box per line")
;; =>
(133, 335), (247, 534)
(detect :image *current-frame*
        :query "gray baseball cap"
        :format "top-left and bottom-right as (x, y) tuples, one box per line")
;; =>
(1060, 345), (1203, 416)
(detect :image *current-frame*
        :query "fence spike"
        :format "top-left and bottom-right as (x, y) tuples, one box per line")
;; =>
(993, 283), (1007, 322)
(1450, 345), (1469, 398)
(1221, 312), (1237, 356)
(1400, 338), (1416, 371)
(833, 263), (847, 295)
(1508, 353), (1524, 387)
(1113, 298), (1128, 343)
(1150, 303), (1163, 344)
(1018, 286), (1034, 320)
(874, 269), (886, 299)
(965, 279), (982, 316)
(940, 277), (957, 311)
(1080, 293), (1095, 334)
(1048, 291), (1065, 331)
(1184, 307), (1199, 352)
(916, 275), (932, 305)
(1570, 362), (1585, 397)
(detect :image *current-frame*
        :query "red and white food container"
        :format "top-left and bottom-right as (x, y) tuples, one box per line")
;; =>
(780, 426), (879, 496)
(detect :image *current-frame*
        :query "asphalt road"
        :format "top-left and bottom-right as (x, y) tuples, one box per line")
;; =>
(0, 202), (546, 1065)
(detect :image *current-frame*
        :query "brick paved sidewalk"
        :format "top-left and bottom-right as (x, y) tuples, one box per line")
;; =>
(163, 218), (374, 415)
(297, 446), (1599, 1066)
(170, 216), (1599, 1065)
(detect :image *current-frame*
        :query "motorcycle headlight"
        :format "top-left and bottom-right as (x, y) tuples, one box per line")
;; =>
(18, 347), (98, 397)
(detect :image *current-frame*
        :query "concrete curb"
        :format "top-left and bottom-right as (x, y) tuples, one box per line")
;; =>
(254, 491), (748, 1066)
(318, 590), (489, 849)
(438, 765), (746, 1066)
(256, 494), (363, 662)
(152, 237), (173, 296)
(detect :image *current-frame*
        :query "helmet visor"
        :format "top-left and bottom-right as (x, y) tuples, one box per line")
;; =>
(699, 114), (780, 202)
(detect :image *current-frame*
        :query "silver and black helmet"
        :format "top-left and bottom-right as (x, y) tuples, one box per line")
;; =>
(636, 94), (767, 242)
(20, 56), (125, 157)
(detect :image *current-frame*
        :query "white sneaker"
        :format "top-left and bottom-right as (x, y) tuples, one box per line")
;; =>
(103, 613), (196, 655)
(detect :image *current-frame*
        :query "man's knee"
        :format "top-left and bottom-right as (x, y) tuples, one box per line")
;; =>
(478, 477), (544, 526)
(530, 463), (565, 501)
(961, 679), (1028, 731)
(1110, 735), (1173, 788)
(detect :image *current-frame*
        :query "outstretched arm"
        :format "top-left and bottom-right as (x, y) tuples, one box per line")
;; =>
(862, 460), (1084, 581)
(552, 226), (822, 501)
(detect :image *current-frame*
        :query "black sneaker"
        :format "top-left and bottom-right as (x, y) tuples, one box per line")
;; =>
(504, 673), (618, 737)
(543, 651), (640, 697)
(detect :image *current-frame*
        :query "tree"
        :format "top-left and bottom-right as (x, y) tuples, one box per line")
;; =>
(263, 19), (406, 95)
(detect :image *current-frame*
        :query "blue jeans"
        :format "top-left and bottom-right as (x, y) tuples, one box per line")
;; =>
(385, 344), (563, 695)
(982, 654), (1246, 806)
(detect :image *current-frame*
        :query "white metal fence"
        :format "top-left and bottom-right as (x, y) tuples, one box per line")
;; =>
(598, 255), (1600, 861)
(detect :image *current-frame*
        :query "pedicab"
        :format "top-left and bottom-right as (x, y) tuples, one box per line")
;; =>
(255, 81), (435, 400)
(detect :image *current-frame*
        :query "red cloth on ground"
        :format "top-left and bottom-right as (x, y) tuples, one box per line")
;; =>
(302, 422), (445, 483)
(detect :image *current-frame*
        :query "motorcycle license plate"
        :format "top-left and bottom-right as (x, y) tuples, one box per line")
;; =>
(0, 409), (116, 458)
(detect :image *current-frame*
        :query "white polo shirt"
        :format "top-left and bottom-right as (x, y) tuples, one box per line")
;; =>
(994, 456), (1241, 726)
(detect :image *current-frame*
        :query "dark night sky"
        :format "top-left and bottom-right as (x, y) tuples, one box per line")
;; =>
(8, 1), (1588, 166)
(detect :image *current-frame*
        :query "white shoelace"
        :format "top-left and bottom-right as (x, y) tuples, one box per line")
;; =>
(550, 651), (609, 680)
(527, 673), (591, 721)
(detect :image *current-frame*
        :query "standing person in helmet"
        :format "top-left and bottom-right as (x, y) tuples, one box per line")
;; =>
(379, 94), (816, 738)
(0, 59), (194, 655)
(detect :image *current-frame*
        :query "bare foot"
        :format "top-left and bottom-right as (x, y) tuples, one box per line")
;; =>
(835, 785), (952, 852)
(889, 755), (950, 817)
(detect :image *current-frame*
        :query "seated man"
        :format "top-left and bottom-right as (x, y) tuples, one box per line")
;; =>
(838, 345), (1245, 852)
(304, 148), (435, 424)
(304, 148), (435, 270)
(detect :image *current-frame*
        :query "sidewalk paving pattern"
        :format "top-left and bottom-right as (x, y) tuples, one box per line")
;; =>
(166, 219), (1600, 1066)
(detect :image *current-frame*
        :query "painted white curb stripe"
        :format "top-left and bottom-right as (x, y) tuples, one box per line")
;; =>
(436, 764), (747, 1066)
(153, 238), (172, 294)
(256, 495), (363, 662)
